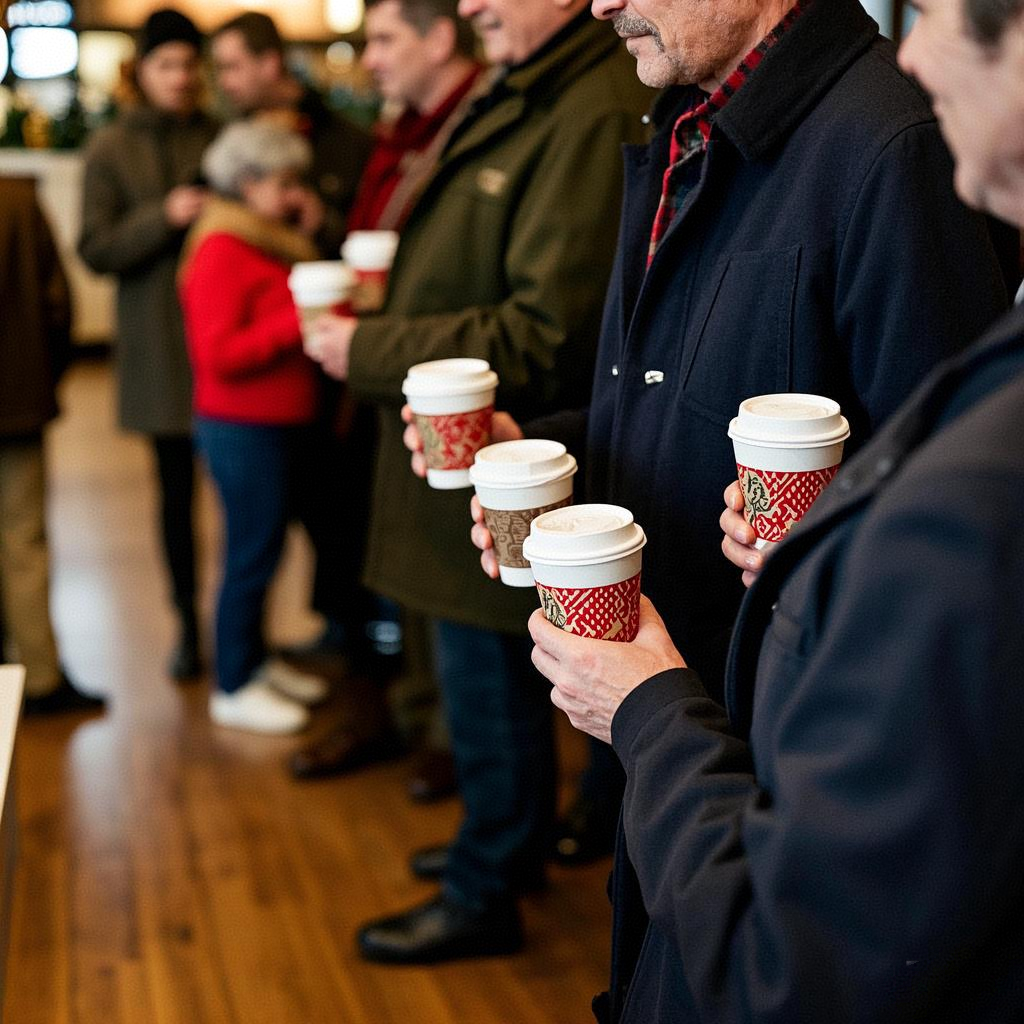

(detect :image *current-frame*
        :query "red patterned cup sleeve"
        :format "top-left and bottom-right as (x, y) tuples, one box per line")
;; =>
(737, 463), (840, 543)
(535, 572), (642, 643)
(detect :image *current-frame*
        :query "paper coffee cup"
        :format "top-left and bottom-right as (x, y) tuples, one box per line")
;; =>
(288, 261), (356, 351)
(402, 358), (499, 490)
(470, 440), (578, 587)
(523, 504), (646, 642)
(728, 393), (851, 547)
(342, 231), (400, 313)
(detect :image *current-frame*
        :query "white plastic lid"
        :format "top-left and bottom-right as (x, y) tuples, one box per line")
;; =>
(341, 230), (400, 270)
(402, 358), (499, 399)
(523, 503), (646, 566)
(470, 440), (577, 488)
(728, 393), (850, 448)
(288, 260), (355, 293)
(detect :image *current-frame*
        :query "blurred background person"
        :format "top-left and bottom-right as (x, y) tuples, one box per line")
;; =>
(211, 11), (387, 706)
(211, 11), (373, 255)
(0, 177), (105, 715)
(289, 0), (482, 801)
(347, 0), (482, 234)
(178, 119), (330, 735)
(78, 8), (217, 684)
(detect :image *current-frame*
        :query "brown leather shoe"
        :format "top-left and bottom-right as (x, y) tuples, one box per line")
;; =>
(290, 723), (405, 780)
(406, 748), (458, 803)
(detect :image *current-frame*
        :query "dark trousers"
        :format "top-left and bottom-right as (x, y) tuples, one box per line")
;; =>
(151, 434), (196, 628)
(432, 619), (556, 908)
(195, 417), (294, 695)
(288, 398), (378, 663)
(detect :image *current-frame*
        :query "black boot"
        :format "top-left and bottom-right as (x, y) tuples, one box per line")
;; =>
(357, 892), (523, 964)
(550, 796), (618, 865)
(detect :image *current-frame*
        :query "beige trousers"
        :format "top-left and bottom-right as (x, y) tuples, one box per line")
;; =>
(0, 438), (60, 697)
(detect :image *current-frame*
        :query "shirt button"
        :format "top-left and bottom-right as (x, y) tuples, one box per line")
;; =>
(644, 370), (664, 385)
(611, 364), (619, 377)
(641, 114), (651, 125)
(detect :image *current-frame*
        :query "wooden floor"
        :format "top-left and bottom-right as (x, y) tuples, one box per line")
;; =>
(3, 361), (612, 1024)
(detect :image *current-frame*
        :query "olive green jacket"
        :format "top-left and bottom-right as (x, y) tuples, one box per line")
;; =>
(79, 107), (219, 435)
(348, 15), (652, 632)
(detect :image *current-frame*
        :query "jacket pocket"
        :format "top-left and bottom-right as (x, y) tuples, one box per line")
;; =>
(680, 245), (801, 426)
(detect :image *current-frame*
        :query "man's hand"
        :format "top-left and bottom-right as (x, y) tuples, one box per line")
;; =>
(307, 313), (358, 379)
(469, 494), (500, 579)
(164, 185), (207, 228)
(529, 595), (686, 744)
(720, 480), (775, 587)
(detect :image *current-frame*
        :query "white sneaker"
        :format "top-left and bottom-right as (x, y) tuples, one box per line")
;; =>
(209, 679), (310, 735)
(257, 657), (330, 706)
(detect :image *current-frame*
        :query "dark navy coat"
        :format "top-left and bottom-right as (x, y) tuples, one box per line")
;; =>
(608, 302), (1024, 1022)
(567, 0), (1015, 698)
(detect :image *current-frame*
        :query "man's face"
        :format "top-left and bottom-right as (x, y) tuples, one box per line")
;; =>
(212, 30), (279, 114)
(363, 1), (446, 107)
(899, 0), (1024, 223)
(457, 0), (574, 66)
(591, 0), (767, 89)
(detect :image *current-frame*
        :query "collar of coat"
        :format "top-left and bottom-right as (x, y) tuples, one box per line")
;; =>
(438, 14), (625, 171)
(177, 196), (320, 284)
(501, 12), (625, 102)
(649, 0), (882, 163)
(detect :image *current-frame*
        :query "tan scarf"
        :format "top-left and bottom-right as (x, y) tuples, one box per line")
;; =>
(178, 196), (320, 284)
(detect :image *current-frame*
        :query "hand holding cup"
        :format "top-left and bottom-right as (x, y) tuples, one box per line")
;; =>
(402, 406), (523, 481)
(720, 481), (773, 587)
(728, 393), (850, 549)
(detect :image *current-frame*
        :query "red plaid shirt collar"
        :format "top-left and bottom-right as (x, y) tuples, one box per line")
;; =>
(647, 0), (809, 265)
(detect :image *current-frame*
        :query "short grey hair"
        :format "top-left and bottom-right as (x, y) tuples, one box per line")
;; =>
(202, 119), (312, 198)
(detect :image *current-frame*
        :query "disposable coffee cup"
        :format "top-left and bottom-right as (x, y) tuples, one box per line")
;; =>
(523, 504), (646, 643)
(470, 440), (578, 587)
(288, 261), (356, 352)
(402, 358), (499, 490)
(728, 393), (851, 548)
(341, 230), (400, 313)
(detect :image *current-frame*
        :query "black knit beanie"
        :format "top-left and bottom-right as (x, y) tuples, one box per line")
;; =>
(137, 9), (203, 59)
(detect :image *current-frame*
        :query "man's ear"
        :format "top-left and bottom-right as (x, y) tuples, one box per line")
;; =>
(426, 17), (459, 64)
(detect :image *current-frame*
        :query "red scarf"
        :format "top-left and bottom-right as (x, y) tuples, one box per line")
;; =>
(347, 66), (482, 233)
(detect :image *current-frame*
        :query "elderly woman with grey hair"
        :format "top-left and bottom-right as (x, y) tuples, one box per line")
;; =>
(179, 118), (329, 734)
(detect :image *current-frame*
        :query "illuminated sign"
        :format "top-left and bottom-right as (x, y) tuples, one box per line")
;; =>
(7, 2), (74, 29)
(10, 26), (78, 79)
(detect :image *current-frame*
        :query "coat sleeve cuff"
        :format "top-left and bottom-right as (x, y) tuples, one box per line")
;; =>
(611, 667), (708, 758)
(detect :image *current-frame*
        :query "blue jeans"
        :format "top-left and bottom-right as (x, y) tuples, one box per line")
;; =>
(432, 620), (556, 908)
(195, 417), (294, 694)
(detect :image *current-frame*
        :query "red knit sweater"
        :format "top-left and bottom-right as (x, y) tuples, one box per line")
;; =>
(180, 232), (318, 425)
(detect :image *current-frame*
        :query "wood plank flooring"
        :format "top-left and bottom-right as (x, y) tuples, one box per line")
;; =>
(3, 361), (612, 1024)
